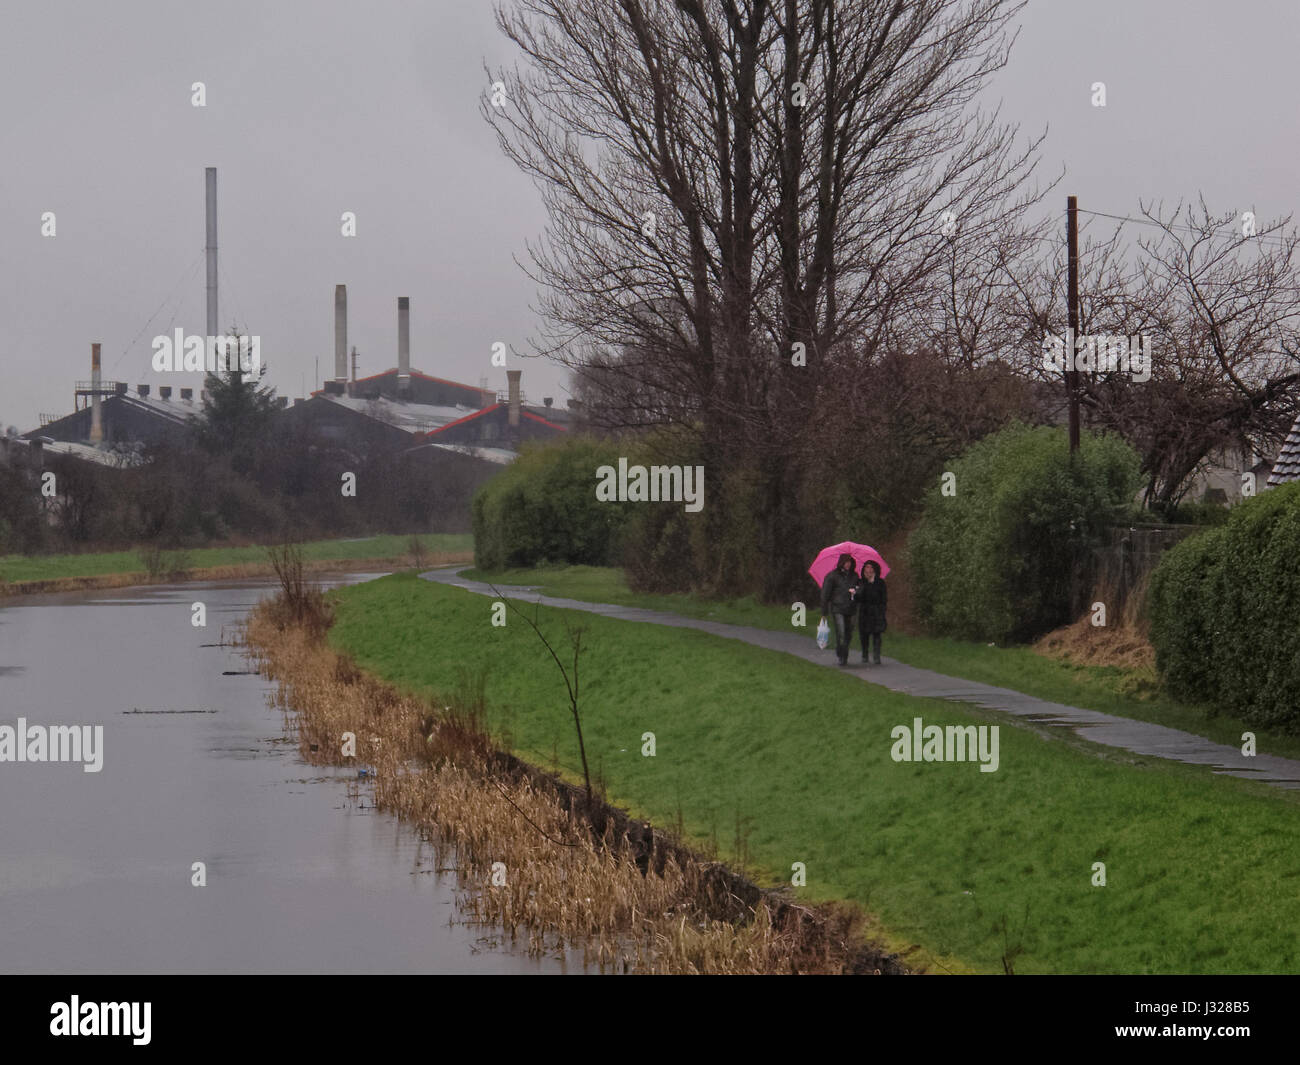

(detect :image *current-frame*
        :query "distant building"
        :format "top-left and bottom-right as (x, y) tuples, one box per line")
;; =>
(25, 383), (198, 446)
(1267, 413), (1300, 487)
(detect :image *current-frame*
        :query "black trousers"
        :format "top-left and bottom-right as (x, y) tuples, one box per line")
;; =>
(860, 627), (882, 661)
(832, 611), (855, 662)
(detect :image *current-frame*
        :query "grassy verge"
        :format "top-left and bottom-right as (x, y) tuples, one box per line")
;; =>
(462, 564), (1300, 762)
(0, 534), (472, 592)
(328, 572), (1300, 974)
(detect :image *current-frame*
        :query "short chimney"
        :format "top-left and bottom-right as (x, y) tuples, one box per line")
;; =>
(334, 284), (348, 381)
(543, 396), (553, 408)
(159, 385), (172, 400)
(293, 397), (305, 406)
(276, 396), (289, 409)
(180, 387), (193, 401)
(114, 381), (128, 396)
(397, 297), (411, 396)
(90, 343), (103, 443)
(507, 370), (522, 429)
(137, 384), (150, 397)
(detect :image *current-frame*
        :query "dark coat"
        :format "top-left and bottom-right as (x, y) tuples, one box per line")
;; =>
(821, 565), (859, 616)
(856, 576), (887, 632)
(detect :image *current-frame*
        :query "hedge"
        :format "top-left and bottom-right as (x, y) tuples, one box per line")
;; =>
(1148, 480), (1300, 731)
(908, 423), (1142, 643)
(471, 436), (634, 569)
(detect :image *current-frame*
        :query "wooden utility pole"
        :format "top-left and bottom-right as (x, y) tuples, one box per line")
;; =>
(1066, 195), (1081, 452)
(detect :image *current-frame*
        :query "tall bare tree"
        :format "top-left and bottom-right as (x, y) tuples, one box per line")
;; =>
(485, 0), (1045, 594)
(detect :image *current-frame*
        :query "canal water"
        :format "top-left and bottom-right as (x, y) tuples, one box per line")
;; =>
(0, 575), (568, 974)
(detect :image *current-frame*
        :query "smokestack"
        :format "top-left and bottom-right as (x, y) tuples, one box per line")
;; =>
(397, 297), (410, 396)
(90, 343), (103, 443)
(205, 168), (218, 340)
(334, 284), (348, 380)
(507, 369), (522, 429)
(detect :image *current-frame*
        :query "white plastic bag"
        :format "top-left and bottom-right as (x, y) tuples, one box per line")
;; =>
(816, 617), (830, 650)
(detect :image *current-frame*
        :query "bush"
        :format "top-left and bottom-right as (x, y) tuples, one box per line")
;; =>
(909, 423), (1143, 643)
(472, 436), (634, 569)
(1148, 481), (1300, 731)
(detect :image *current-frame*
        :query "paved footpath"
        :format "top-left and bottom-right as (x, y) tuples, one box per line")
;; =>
(421, 569), (1300, 792)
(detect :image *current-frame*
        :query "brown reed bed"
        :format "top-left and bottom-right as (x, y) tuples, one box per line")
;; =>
(242, 592), (908, 975)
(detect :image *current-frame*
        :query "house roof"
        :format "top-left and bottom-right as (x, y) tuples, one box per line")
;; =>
(1268, 413), (1300, 486)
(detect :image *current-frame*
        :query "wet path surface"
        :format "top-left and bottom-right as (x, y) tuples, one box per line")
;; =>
(0, 575), (570, 973)
(423, 569), (1300, 792)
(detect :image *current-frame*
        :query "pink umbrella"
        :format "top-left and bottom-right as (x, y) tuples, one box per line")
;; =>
(808, 541), (891, 587)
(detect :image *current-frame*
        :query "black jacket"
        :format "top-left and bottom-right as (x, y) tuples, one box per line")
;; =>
(856, 576), (887, 632)
(821, 567), (858, 616)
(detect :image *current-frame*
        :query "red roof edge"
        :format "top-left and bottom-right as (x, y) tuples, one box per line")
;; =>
(351, 367), (494, 398)
(423, 403), (502, 437)
(521, 409), (568, 431)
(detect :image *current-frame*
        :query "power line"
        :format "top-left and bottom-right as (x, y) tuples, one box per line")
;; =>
(108, 248), (205, 373)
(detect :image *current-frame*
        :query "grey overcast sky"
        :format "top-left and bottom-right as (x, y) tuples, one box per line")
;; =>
(2, 0), (1298, 431)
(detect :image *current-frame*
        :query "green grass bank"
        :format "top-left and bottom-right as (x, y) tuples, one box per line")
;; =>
(0, 534), (472, 586)
(328, 572), (1300, 974)
(462, 564), (1300, 763)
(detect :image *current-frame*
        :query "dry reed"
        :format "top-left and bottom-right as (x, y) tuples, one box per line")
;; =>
(242, 598), (905, 975)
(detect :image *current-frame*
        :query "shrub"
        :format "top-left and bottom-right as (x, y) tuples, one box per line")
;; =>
(472, 436), (633, 569)
(909, 423), (1143, 643)
(1148, 481), (1300, 731)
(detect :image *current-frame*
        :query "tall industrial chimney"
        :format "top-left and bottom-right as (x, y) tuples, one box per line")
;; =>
(397, 297), (410, 397)
(205, 168), (218, 341)
(90, 343), (103, 443)
(507, 369), (522, 429)
(334, 284), (348, 381)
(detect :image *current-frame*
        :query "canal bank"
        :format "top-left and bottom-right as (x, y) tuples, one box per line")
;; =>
(245, 585), (905, 974)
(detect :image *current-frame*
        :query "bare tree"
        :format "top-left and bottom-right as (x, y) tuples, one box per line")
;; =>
(1010, 199), (1300, 509)
(485, 0), (1046, 595)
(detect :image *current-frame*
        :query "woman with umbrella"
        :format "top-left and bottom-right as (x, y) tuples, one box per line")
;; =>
(856, 559), (887, 665)
(819, 552), (859, 666)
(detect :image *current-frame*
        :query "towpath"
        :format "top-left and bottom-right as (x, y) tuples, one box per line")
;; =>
(420, 568), (1300, 791)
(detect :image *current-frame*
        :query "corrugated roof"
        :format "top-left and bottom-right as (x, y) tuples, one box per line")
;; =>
(8, 438), (144, 467)
(316, 393), (479, 434)
(418, 443), (517, 465)
(1268, 413), (1300, 486)
(422, 404), (502, 437)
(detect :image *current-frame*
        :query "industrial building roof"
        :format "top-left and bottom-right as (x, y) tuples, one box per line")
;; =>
(313, 393), (480, 435)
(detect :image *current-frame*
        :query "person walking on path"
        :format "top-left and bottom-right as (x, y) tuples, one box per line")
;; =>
(820, 553), (859, 666)
(856, 559), (887, 665)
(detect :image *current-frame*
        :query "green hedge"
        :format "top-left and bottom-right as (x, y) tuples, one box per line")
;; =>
(472, 436), (634, 569)
(1148, 481), (1300, 731)
(908, 423), (1142, 643)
